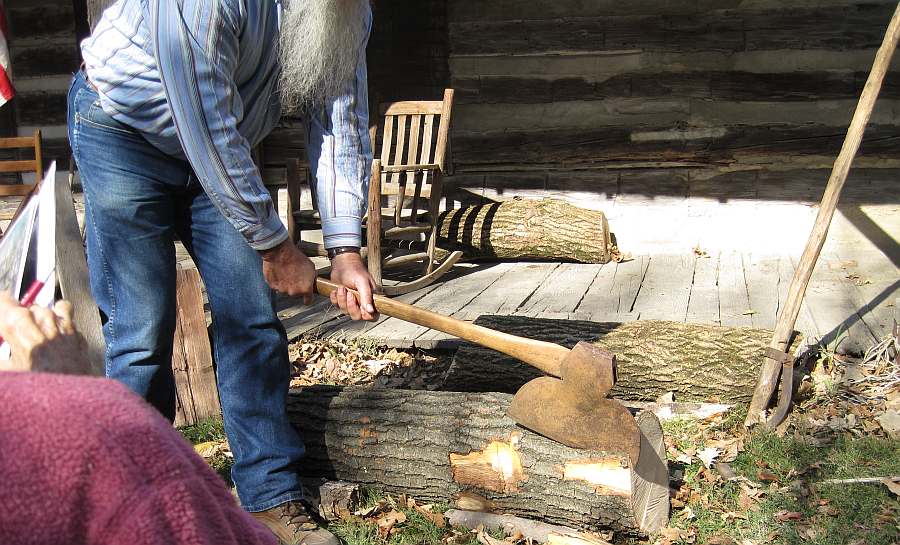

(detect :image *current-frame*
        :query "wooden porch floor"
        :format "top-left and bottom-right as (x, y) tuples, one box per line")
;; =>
(278, 248), (898, 356)
(4, 194), (895, 356)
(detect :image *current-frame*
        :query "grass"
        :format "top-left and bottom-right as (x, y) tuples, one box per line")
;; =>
(328, 503), (502, 545)
(660, 422), (900, 545)
(179, 336), (900, 545)
(178, 417), (234, 486)
(179, 415), (899, 545)
(179, 416), (227, 444)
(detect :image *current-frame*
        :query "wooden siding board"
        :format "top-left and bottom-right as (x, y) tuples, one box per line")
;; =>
(454, 71), (900, 105)
(451, 124), (900, 172)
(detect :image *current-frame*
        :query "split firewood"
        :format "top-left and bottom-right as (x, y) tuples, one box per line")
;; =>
(443, 316), (804, 402)
(301, 480), (361, 522)
(446, 510), (612, 544)
(620, 400), (732, 421)
(286, 386), (670, 535)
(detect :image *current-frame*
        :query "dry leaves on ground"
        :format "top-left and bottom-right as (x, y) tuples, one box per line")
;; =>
(288, 338), (448, 390)
(792, 329), (899, 442)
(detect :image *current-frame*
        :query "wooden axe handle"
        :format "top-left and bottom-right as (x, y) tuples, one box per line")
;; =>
(316, 278), (570, 376)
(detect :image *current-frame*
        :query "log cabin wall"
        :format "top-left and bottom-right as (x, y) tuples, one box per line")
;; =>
(3, 0), (451, 182)
(445, 0), (900, 254)
(261, 0), (452, 171)
(5, 1), (897, 256)
(3, 0), (80, 179)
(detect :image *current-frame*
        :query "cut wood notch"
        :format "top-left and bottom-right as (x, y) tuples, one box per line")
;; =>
(316, 278), (642, 463)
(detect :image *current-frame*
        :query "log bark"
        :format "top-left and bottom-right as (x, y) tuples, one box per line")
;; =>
(436, 198), (614, 264)
(287, 386), (669, 535)
(442, 316), (802, 403)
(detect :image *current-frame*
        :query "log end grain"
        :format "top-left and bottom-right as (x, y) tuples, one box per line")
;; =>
(630, 411), (670, 534)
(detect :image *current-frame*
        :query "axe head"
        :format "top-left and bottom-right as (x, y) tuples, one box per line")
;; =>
(507, 342), (642, 462)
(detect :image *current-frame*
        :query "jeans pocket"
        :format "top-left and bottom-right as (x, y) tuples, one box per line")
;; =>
(79, 99), (138, 137)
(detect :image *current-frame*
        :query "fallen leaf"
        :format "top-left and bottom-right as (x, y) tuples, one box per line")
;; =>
(796, 525), (818, 541)
(774, 510), (803, 522)
(413, 503), (447, 528)
(757, 470), (779, 483)
(876, 410), (900, 439)
(194, 440), (228, 459)
(376, 510), (407, 537)
(697, 447), (720, 469)
(882, 477), (900, 496)
(658, 527), (684, 545)
(706, 536), (736, 545)
(675, 452), (693, 464)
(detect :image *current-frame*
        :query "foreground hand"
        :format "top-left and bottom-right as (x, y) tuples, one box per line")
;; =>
(0, 293), (91, 375)
(260, 240), (317, 304)
(329, 252), (378, 321)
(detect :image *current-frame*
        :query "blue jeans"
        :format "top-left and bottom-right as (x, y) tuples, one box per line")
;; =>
(67, 71), (305, 512)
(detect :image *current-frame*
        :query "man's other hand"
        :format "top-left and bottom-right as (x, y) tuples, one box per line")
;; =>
(329, 252), (378, 321)
(0, 293), (91, 375)
(259, 240), (317, 304)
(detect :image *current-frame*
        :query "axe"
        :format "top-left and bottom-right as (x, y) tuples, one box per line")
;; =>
(316, 278), (642, 462)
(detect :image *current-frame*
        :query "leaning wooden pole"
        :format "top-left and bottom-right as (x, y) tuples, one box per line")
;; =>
(745, 1), (900, 428)
(287, 387), (670, 535)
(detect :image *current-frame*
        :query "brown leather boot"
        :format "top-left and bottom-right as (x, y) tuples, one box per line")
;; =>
(249, 501), (339, 545)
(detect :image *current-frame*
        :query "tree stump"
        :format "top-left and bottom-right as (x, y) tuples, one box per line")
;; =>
(436, 198), (614, 263)
(443, 316), (803, 403)
(287, 386), (669, 535)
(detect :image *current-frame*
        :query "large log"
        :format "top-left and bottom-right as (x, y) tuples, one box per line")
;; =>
(443, 316), (802, 403)
(436, 198), (614, 264)
(287, 386), (669, 535)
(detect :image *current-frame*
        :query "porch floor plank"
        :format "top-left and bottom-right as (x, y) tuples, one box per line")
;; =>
(577, 256), (650, 322)
(795, 253), (876, 353)
(719, 252), (754, 328)
(743, 254), (781, 330)
(514, 263), (601, 317)
(686, 252), (720, 325)
(632, 254), (694, 321)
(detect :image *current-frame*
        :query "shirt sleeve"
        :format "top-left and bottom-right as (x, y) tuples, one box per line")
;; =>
(150, 0), (287, 251)
(306, 8), (374, 250)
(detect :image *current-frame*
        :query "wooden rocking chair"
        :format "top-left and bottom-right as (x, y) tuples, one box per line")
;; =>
(294, 90), (462, 296)
(365, 89), (463, 295)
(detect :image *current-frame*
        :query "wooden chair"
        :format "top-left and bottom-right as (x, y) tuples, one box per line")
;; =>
(0, 130), (44, 233)
(0, 129), (43, 197)
(365, 89), (463, 295)
(294, 89), (463, 296)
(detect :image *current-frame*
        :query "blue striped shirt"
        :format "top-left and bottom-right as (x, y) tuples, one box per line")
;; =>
(81, 0), (372, 250)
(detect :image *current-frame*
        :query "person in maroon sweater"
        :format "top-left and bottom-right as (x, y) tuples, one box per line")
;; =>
(0, 293), (282, 545)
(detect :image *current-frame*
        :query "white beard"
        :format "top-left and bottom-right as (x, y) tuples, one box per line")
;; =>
(279, 0), (370, 114)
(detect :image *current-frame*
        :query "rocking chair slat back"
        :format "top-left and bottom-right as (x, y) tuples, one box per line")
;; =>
(366, 89), (462, 296)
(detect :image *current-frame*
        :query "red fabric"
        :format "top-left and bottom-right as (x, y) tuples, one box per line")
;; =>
(0, 372), (278, 545)
(0, 0), (15, 103)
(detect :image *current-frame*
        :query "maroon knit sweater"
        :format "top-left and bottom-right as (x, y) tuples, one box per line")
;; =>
(0, 372), (278, 545)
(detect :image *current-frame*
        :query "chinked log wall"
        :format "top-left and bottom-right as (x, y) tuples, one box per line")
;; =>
(445, 0), (900, 208)
(2, 0), (82, 173)
(8, 1), (898, 211)
(4, 0), (451, 177)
